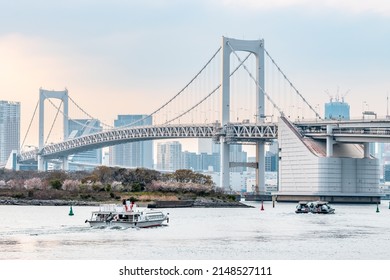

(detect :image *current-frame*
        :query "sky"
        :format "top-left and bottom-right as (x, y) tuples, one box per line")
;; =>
(0, 0), (390, 151)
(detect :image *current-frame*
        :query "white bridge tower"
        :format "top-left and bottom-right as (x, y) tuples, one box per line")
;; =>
(38, 88), (69, 171)
(220, 36), (265, 193)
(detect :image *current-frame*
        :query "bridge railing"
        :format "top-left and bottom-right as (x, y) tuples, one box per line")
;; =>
(18, 122), (279, 162)
(301, 127), (390, 138)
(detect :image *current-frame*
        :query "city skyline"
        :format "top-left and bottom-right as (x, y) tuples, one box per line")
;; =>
(1, 1), (389, 149)
(110, 114), (153, 169)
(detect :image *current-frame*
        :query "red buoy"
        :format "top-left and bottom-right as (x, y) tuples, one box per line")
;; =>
(260, 201), (264, 211)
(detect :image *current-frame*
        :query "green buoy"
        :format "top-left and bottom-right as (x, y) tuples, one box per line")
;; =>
(376, 203), (380, 213)
(388, 202), (390, 210)
(69, 206), (74, 216)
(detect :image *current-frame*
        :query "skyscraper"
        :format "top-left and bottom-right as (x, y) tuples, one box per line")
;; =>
(68, 119), (102, 168)
(0, 101), (20, 164)
(324, 98), (350, 120)
(156, 141), (182, 171)
(197, 138), (247, 172)
(198, 138), (219, 155)
(109, 115), (153, 169)
(229, 144), (248, 172)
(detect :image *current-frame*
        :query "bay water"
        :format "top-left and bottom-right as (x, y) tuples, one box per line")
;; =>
(1, 201), (389, 260)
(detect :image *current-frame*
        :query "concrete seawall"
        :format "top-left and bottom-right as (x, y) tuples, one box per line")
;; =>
(148, 198), (252, 208)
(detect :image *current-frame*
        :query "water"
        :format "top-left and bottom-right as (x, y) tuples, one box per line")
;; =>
(0, 201), (389, 260)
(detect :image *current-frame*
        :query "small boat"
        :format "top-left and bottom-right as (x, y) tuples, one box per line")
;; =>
(295, 201), (310, 213)
(295, 201), (335, 214)
(85, 201), (169, 228)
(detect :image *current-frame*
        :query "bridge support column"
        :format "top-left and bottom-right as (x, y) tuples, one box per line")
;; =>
(61, 156), (69, 171)
(256, 141), (265, 193)
(364, 143), (370, 158)
(326, 125), (335, 157)
(220, 139), (230, 189)
(38, 155), (46, 171)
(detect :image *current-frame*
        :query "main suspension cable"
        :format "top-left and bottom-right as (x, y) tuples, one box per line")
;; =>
(264, 48), (321, 119)
(117, 47), (222, 128)
(42, 92), (103, 133)
(164, 52), (252, 124)
(227, 41), (284, 117)
(20, 100), (39, 150)
(67, 94), (114, 128)
(45, 100), (63, 144)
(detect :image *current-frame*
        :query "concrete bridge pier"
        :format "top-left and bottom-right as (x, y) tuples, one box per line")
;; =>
(326, 124), (335, 157)
(38, 155), (46, 171)
(364, 143), (370, 158)
(256, 141), (266, 193)
(220, 138), (230, 189)
(61, 156), (69, 170)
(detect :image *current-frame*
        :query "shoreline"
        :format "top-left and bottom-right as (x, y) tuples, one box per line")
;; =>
(0, 197), (253, 208)
(0, 198), (99, 206)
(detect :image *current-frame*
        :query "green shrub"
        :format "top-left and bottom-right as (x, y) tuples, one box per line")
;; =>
(50, 179), (62, 190)
(80, 194), (91, 199)
(13, 192), (25, 199)
(28, 190), (34, 198)
(131, 182), (144, 192)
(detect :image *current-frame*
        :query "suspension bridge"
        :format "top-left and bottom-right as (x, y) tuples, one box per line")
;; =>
(10, 37), (390, 201)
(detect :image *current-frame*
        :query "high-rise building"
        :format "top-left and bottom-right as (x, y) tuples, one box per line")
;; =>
(156, 141), (182, 171)
(324, 98), (350, 120)
(198, 138), (219, 155)
(0, 101), (20, 164)
(265, 151), (278, 172)
(200, 152), (220, 172)
(68, 119), (102, 168)
(229, 144), (247, 172)
(110, 115), (153, 169)
(182, 151), (200, 171)
(384, 164), (390, 182)
(197, 139), (246, 172)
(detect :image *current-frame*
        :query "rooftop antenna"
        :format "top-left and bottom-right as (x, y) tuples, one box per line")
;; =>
(336, 86), (340, 102)
(387, 92), (389, 118)
(324, 89), (333, 102)
(341, 89), (350, 102)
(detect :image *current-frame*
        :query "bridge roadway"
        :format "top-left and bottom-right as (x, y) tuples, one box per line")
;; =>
(18, 118), (390, 163)
(18, 122), (278, 162)
(296, 118), (390, 143)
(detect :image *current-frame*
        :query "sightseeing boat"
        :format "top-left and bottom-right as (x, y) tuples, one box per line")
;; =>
(85, 201), (169, 228)
(295, 201), (335, 214)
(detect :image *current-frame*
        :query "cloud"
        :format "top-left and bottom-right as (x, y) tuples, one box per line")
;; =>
(218, 0), (390, 16)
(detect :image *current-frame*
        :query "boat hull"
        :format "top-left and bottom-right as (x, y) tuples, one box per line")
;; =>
(87, 221), (110, 228)
(86, 203), (169, 229)
(87, 218), (167, 229)
(110, 219), (167, 228)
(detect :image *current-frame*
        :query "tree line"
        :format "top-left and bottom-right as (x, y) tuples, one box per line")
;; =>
(0, 167), (217, 196)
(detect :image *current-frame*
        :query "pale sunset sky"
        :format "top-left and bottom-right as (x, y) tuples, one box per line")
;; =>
(0, 0), (389, 150)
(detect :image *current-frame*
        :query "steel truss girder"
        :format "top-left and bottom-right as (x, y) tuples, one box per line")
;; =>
(18, 123), (278, 162)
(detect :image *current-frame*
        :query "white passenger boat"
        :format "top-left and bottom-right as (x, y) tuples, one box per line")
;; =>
(85, 201), (169, 228)
(295, 201), (335, 214)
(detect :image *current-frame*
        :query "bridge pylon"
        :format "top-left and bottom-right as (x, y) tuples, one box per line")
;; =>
(220, 37), (265, 192)
(38, 88), (69, 171)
